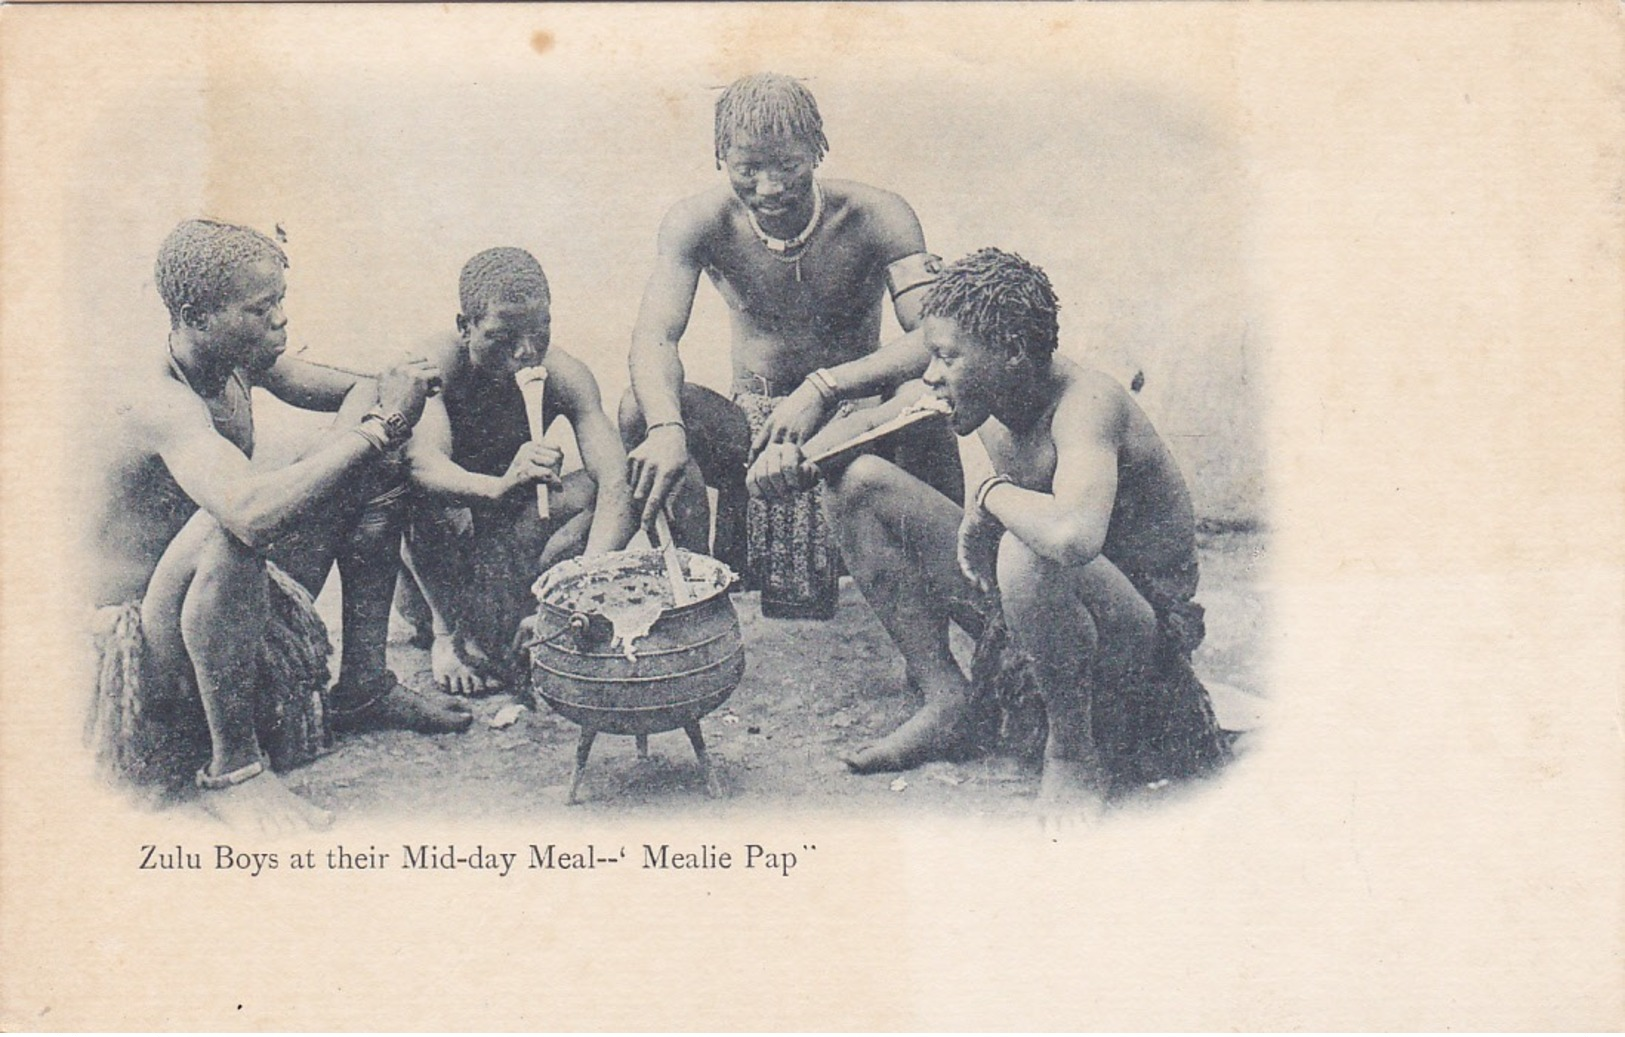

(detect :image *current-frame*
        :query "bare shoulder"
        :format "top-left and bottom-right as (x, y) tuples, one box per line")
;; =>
(543, 347), (607, 411)
(1053, 363), (1130, 444)
(424, 331), (468, 385)
(116, 364), (213, 454)
(826, 179), (925, 256)
(657, 186), (734, 254)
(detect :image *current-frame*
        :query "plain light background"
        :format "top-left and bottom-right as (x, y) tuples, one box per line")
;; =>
(1, 3), (1620, 1030)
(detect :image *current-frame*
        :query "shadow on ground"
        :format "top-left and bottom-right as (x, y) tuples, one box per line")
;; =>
(284, 530), (1267, 822)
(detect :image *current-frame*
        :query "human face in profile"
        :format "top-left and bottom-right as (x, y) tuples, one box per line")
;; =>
(922, 315), (1010, 436)
(202, 258), (288, 372)
(460, 296), (551, 376)
(722, 133), (820, 234)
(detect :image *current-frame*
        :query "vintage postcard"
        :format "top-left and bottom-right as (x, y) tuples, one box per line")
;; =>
(1, 3), (1620, 1030)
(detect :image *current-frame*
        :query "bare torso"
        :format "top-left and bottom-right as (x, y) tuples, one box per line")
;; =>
(92, 355), (255, 605)
(430, 334), (600, 478)
(979, 362), (1199, 596)
(432, 336), (531, 478)
(694, 179), (907, 385)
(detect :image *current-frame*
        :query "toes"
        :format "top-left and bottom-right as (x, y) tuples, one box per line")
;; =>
(842, 747), (891, 774)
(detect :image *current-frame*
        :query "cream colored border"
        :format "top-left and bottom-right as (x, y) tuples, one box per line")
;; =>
(2, 4), (1621, 1030)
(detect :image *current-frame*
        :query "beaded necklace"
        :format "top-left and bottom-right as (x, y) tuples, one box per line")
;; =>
(744, 180), (824, 282)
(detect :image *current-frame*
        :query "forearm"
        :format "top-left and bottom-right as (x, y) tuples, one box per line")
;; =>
(409, 453), (507, 506)
(980, 482), (1105, 569)
(629, 335), (687, 429)
(340, 377), (380, 413)
(582, 478), (638, 555)
(223, 433), (380, 548)
(819, 329), (930, 401)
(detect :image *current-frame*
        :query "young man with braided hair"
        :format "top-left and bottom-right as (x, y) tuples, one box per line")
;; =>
(623, 71), (962, 616)
(89, 219), (471, 834)
(749, 248), (1230, 815)
(401, 247), (636, 696)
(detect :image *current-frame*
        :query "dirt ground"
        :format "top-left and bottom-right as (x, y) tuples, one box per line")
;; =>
(280, 529), (1267, 822)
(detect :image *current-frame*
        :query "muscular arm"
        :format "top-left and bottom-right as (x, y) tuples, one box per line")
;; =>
(404, 395), (508, 504)
(799, 379), (934, 462)
(550, 352), (637, 554)
(870, 191), (931, 332)
(761, 192), (933, 435)
(980, 385), (1123, 568)
(257, 355), (376, 412)
(750, 381), (936, 499)
(143, 381), (378, 550)
(628, 201), (708, 429)
(818, 327), (933, 401)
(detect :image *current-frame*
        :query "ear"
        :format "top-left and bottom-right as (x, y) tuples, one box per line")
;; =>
(455, 313), (470, 338)
(1003, 342), (1026, 370)
(179, 303), (209, 331)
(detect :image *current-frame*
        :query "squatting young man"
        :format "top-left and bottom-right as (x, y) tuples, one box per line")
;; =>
(750, 249), (1229, 813)
(622, 71), (962, 610)
(402, 247), (637, 695)
(90, 219), (471, 834)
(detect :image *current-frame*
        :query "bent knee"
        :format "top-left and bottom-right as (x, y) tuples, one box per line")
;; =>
(996, 534), (1067, 615)
(183, 524), (267, 617)
(826, 453), (901, 507)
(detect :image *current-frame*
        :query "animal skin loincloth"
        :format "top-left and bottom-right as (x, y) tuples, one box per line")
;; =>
(967, 579), (1231, 794)
(86, 561), (331, 796)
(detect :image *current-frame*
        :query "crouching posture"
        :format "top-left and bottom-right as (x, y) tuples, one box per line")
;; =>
(88, 219), (472, 834)
(749, 248), (1229, 814)
(401, 247), (636, 696)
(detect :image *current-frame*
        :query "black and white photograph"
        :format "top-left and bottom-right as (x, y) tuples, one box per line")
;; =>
(1, 3), (1619, 1030)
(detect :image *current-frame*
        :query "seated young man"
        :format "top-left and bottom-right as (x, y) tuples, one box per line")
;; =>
(747, 248), (1230, 814)
(403, 247), (637, 696)
(89, 219), (472, 835)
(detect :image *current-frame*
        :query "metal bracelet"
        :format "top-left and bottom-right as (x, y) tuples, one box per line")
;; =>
(806, 368), (839, 404)
(352, 421), (390, 454)
(975, 473), (1013, 514)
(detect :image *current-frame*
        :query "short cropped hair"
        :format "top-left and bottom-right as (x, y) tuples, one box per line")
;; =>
(922, 248), (1061, 367)
(458, 247), (550, 323)
(154, 219), (287, 328)
(714, 72), (829, 168)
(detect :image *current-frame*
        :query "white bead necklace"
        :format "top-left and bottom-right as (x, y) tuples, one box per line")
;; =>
(744, 180), (824, 282)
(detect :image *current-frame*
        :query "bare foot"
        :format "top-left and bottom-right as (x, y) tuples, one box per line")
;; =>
(199, 770), (334, 834)
(329, 680), (474, 735)
(1037, 754), (1108, 830)
(843, 692), (971, 774)
(432, 635), (496, 697)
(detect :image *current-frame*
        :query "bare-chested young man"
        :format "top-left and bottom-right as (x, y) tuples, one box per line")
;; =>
(402, 247), (637, 696)
(749, 249), (1229, 814)
(90, 219), (472, 834)
(622, 72), (962, 609)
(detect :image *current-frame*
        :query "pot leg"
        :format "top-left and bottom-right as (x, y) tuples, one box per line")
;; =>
(635, 733), (650, 760)
(567, 728), (597, 805)
(684, 721), (723, 799)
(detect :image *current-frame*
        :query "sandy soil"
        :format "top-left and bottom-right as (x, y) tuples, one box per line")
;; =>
(281, 529), (1267, 822)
